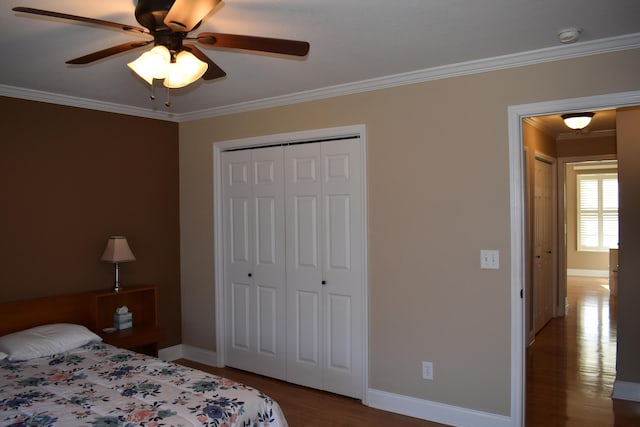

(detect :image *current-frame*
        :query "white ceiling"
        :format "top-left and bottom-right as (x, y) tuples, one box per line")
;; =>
(1, 0), (639, 122)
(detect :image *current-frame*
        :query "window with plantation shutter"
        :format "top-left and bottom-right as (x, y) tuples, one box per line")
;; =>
(577, 173), (618, 252)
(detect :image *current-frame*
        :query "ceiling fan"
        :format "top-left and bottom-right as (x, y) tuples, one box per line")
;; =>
(12, 0), (310, 94)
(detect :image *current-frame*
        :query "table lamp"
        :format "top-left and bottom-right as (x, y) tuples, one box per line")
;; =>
(101, 236), (136, 292)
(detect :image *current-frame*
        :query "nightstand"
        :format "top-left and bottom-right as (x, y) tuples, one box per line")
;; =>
(90, 285), (164, 357)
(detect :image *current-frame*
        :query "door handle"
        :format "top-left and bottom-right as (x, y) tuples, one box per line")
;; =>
(248, 273), (252, 277)
(321, 280), (326, 285)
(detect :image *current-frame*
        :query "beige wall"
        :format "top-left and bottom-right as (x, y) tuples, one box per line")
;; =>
(556, 133), (617, 157)
(179, 49), (640, 416)
(616, 107), (640, 384)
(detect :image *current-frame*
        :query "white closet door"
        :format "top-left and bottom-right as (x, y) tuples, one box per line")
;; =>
(284, 143), (324, 389)
(321, 139), (363, 398)
(222, 147), (286, 379)
(285, 139), (363, 398)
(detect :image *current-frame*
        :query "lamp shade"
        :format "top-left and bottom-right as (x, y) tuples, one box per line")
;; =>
(562, 112), (594, 130)
(163, 50), (208, 88)
(127, 45), (171, 85)
(101, 236), (136, 263)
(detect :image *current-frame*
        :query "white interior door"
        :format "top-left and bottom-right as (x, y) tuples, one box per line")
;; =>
(534, 156), (554, 333)
(285, 139), (363, 398)
(222, 147), (286, 379)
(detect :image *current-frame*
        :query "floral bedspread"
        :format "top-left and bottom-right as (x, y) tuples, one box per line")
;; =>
(0, 342), (288, 427)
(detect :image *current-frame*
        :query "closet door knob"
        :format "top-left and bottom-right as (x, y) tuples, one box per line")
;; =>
(248, 273), (252, 277)
(321, 280), (326, 285)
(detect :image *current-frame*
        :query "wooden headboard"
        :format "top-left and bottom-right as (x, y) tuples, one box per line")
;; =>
(0, 292), (93, 336)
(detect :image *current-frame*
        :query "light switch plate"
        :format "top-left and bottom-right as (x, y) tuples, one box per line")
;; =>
(481, 249), (500, 269)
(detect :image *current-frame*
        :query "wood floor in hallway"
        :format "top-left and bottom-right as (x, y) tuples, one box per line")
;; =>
(526, 276), (640, 426)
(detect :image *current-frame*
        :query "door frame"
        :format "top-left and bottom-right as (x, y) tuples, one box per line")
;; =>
(556, 154), (617, 319)
(508, 90), (640, 426)
(212, 124), (369, 401)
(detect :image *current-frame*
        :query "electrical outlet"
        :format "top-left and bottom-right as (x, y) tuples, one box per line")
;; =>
(422, 361), (434, 380)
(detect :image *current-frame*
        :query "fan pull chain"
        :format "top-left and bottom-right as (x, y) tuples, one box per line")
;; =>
(149, 82), (156, 100)
(165, 87), (172, 107)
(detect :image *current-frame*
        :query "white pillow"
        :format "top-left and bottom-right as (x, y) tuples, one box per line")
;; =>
(0, 323), (102, 361)
(0, 351), (7, 361)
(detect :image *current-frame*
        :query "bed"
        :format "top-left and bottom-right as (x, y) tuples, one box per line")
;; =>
(0, 294), (288, 427)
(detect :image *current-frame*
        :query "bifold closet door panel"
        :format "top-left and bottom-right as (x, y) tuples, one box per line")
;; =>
(284, 139), (363, 398)
(284, 143), (324, 389)
(320, 139), (363, 399)
(221, 147), (286, 380)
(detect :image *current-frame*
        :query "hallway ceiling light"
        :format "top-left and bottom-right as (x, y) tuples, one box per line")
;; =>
(562, 112), (594, 130)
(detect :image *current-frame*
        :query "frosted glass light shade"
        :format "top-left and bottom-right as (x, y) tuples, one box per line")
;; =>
(562, 112), (594, 130)
(127, 46), (171, 84)
(163, 51), (208, 88)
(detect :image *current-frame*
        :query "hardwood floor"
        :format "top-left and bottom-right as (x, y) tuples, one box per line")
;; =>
(176, 276), (640, 426)
(175, 359), (448, 426)
(526, 276), (640, 426)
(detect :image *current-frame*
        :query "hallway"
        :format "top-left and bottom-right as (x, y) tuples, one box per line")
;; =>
(526, 276), (640, 426)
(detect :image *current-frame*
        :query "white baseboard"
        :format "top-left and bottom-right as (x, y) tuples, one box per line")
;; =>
(567, 269), (609, 278)
(613, 381), (640, 402)
(366, 388), (512, 427)
(160, 346), (514, 426)
(158, 344), (183, 361)
(171, 344), (219, 366)
(158, 344), (218, 366)
(182, 344), (218, 366)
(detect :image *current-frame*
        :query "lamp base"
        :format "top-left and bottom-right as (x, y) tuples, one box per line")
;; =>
(114, 262), (122, 292)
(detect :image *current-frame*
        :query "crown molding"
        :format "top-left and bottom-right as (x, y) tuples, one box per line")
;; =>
(0, 85), (180, 122)
(524, 116), (617, 141)
(556, 129), (617, 141)
(523, 116), (555, 135)
(2, 32), (640, 122)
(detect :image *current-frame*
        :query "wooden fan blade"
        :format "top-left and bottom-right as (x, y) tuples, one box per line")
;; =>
(184, 45), (227, 80)
(66, 41), (152, 64)
(12, 6), (149, 34)
(164, 0), (220, 32)
(196, 32), (310, 56)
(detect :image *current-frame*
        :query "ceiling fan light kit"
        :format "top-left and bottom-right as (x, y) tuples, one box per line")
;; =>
(127, 46), (171, 84)
(164, 51), (209, 88)
(127, 45), (208, 88)
(12, 0), (310, 105)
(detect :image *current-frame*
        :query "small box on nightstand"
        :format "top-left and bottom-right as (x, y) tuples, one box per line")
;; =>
(113, 312), (133, 330)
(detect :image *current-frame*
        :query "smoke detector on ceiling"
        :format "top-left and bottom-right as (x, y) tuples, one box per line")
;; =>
(558, 27), (582, 44)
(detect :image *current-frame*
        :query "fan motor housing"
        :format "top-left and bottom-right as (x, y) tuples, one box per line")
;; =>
(135, 0), (177, 32)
